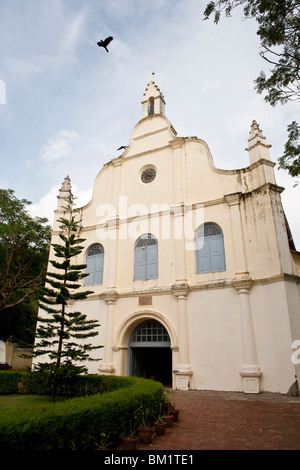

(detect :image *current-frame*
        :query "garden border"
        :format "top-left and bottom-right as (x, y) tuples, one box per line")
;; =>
(0, 372), (163, 450)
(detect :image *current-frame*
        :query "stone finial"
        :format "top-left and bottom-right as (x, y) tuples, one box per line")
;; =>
(60, 175), (71, 192)
(245, 120), (272, 165)
(57, 175), (72, 211)
(248, 120), (263, 140)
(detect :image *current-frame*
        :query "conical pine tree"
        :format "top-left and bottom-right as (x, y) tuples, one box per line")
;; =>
(34, 194), (102, 402)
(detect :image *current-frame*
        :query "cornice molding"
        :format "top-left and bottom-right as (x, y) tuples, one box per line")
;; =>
(74, 273), (299, 302)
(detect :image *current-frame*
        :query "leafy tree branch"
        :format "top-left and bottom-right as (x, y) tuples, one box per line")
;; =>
(204, 0), (300, 176)
(0, 189), (51, 312)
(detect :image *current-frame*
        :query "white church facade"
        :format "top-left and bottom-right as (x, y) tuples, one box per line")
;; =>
(49, 77), (300, 393)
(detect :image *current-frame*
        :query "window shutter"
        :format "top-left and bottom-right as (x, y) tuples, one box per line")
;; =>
(146, 244), (158, 279)
(84, 256), (94, 286)
(84, 244), (104, 286)
(135, 246), (146, 280)
(210, 235), (226, 272)
(94, 253), (104, 285)
(196, 224), (226, 274)
(196, 237), (211, 273)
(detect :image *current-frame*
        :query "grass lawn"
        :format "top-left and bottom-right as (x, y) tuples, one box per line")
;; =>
(0, 394), (69, 412)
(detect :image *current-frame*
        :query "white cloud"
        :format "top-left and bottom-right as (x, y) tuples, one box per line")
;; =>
(61, 11), (86, 52)
(3, 57), (42, 79)
(39, 130), (80, 162)
(28, 183), (92, 225)
(29, 184), (60, 224)
(1, 2), (87, 89)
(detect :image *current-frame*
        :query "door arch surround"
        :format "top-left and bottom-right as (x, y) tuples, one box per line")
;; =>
(128, 320), (171, 384)
(115, 310), (178, 386)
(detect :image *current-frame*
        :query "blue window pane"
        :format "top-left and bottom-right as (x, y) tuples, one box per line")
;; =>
(85, 244), (104, 286)
(196, 224), (226, 274)
(134, 234), (158, 280)
(129, 321), (170, 347)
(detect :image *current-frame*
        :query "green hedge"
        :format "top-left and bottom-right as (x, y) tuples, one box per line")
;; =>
(0, 375), (163, 450)
(0, 370), (130, 396)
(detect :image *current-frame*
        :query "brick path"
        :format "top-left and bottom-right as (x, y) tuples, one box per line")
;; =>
(135, 390), (300, 451)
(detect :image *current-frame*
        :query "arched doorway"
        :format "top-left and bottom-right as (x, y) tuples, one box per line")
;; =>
(128, 320), (172, 386)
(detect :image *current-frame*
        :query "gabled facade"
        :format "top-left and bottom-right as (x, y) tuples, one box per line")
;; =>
(48, 77), (300, 393)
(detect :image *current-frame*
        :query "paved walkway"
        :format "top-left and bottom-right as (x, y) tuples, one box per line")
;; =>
(135, 390), (300, 451)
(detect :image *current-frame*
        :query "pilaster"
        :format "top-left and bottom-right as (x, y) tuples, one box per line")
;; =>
(225, 192), (248, 275)
(225, 193), (262, 392)
(99, 290), (117, 375)
(170, 138), (185, 203)
(107, 217), (119, 289)
(171, 203), (187, 282)
(172, 283), (193, 390)
(232, 277), (262, 393)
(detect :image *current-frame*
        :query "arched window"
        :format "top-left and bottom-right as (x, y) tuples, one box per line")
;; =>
(134, 234), (158, 280)
(148, 97), (154, 115)
(84, 244), (104, 286)
(129, 321), (170, 347)
(196, 224), (226, 274)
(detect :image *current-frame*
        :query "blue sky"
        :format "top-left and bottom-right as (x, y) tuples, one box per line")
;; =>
(0, 0), (299, 248)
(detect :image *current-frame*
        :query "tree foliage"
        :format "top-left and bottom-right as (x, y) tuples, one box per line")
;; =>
(0, 189), (51, 314)
(204, 0), (300, 176)
(33, 194), (102, 402)
(278, 121), (300, 177)
(0, 296), (38, 344)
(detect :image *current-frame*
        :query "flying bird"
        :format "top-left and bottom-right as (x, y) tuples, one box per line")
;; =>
(117, 146), (128, 150)
(97, 36), (113, 52)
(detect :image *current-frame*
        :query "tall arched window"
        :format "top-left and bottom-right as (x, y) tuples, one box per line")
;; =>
(196, 224), (226, 274)
(148, 97), (154, 115)
(134, 234), (158, 280)
(84, 244), (104, 286)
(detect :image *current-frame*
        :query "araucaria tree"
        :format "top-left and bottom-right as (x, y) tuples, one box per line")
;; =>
(34, 194), (101, 402)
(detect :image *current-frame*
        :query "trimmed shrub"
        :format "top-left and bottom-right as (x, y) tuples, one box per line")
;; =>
(0, 371), (129, 396)
(0, 376), (163, 450)
(0, 371), (21, 394)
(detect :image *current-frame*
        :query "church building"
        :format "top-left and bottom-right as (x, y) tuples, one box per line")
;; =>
(49, 76), (300, 393)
